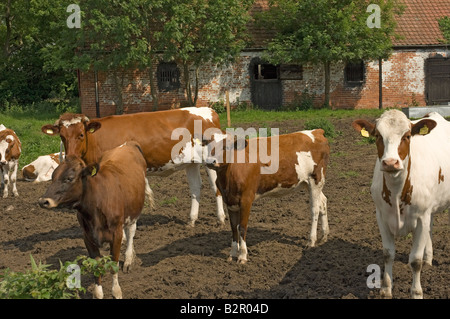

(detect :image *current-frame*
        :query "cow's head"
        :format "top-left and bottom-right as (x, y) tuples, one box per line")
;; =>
(203, 131), (248, 170)
(41, 114), (101, 158)
(352, 110), (436, 174)
(0, 133), (17, 165)
(38, 155), (97, 209)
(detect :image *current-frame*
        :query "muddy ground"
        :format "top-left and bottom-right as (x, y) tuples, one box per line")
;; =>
(0, 115), (449, 300)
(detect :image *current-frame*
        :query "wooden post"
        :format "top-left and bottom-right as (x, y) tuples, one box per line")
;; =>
(226, 90), (231, 127)
(379, 58), (383, 110)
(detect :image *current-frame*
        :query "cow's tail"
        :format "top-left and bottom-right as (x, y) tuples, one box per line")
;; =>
(145, 177), (155, 209)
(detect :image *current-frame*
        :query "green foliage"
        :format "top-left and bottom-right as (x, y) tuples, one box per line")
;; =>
(0, 0), (78, 108)
(304, 118), (337, 139)
(438, 16), (450, 44)
(258, 0), (404, 107)
(0, 255), (117, 299)
(210, 100), (227, 114)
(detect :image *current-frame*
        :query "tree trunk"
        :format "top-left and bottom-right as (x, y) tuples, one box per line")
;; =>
(323, 60), (331, 108)
(183, 63), (195, 106)
(112, 70), (124, 115)
(148, 59), (158, 111)
(3, 0), (12, 58)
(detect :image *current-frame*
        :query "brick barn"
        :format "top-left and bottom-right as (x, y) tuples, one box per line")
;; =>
(78, 0), (450, 118)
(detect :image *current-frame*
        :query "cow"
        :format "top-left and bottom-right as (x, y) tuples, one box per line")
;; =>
(38, 141), (148, 299)
(22, 152), (64, 182)
(41, 107), (225, 227)
(205, 129), (330, 263)
(0, 128), (21, 198)
(352, 109), (450, 299)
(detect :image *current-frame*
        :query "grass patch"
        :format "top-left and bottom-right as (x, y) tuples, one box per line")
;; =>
(219, 108), (384, 128)
(0, 112), (61, 169)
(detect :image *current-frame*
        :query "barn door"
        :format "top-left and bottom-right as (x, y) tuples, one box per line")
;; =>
(425, 57), (450, 105)
(250, 58), (282, 109)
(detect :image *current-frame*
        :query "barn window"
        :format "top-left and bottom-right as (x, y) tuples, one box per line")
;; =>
(254, 63), (279, 80)
(345, 60), (365, 84)
(157, 62), (180, 92)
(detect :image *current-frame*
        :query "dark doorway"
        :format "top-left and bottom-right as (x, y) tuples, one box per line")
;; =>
(249, 58), (282, 109)
(425, 56), (450, 105)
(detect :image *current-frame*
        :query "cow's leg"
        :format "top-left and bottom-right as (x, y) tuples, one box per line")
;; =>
(423, 214), (433, 266)
(228, 205), (240, 262)
(123, 219), (137, 273)
(205, 166), (226, 226)
(307, 178), (326, 247)
(2, 165), (9, 198)
(377, 209), (395, 299)
(83, 237), (103, 299)
(111, 225), (123, 299)
(409, 214), (431, 299)
(237, 197), (253, 264)
(11, 160), (18, 197)
(317, 191), (329, 243)
(185, 164), (202, 227)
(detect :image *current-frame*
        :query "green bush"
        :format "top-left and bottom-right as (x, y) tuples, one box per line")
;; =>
(304, 118), (336, 139)
(0, 255), (118, 299)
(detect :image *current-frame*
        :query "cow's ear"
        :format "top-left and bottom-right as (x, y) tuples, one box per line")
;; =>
(411, 119), (437, 136)
(352, 120), (375, 137)
(82, 163), (99, 178)
(42, 124), (59, 136)
(86, 121), (101, 134)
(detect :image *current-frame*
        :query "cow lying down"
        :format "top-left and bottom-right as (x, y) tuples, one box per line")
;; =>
(39, 141), (150, 299)
(22, 152), (64, 182)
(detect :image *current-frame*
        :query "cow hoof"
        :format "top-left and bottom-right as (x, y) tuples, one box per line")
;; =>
(112, 285), (123, 299)
(123, 262), (132, 273)
(187, 221), (196, 228)
(227, 256), (234, 263)
(237, 257), (247, 264)
(380, 287), (392, 299)
(93, 284), (104, 299)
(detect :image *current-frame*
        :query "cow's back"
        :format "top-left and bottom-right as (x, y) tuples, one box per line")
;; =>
(84, 108), (220, 167)
(83, 142), (147, 221)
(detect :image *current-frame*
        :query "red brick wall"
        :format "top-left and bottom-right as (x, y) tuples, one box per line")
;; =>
(80, 49), (445, 117)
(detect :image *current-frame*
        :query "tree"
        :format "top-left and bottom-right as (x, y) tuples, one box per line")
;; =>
(158, 0), (254, 106)
(43, 0), (165, 113)
(0, 0), (78, 107)
(438, 16), (450, 44)
(259, 0), (403, 107)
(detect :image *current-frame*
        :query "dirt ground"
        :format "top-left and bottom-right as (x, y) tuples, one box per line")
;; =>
(0, 115), (449, 300)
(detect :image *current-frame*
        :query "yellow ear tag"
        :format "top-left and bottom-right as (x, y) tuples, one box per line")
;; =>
(361, 128), (370, 138)
(46, 129), (54, 134)
(419, 125), (428, 135)
(91, 166), (97, 176)
(89, 128), (95, 133)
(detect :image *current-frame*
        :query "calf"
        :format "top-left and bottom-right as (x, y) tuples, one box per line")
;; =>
(206, 129), (330, 263)
(38, 141), (149, 299)
(352, 110), (450, 299)
(22, 152), (64, 182)
(0, 128), (21, 198)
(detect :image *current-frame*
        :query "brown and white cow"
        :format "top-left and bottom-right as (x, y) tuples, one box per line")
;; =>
(41, 107), (225, 226)
(0, 128), (21, 198)
(38, 141), (148, 299)
(353, 110), (450, 299)
(205, 129), (330, 263)
(22, 152), (64, 182)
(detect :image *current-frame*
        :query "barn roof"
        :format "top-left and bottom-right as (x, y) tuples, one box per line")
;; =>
(247, 0), (450, 49)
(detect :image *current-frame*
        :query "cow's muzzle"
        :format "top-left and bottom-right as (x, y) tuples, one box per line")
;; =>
(381, 158), (402, 173)
(38, 197), (58, 209)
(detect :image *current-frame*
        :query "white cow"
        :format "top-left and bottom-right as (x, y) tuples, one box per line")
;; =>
(22, 152), (64, 182)
(353, 110), (450, 299)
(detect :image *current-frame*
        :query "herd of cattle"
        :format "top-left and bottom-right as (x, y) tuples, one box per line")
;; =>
(0, 107), (448, 299)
